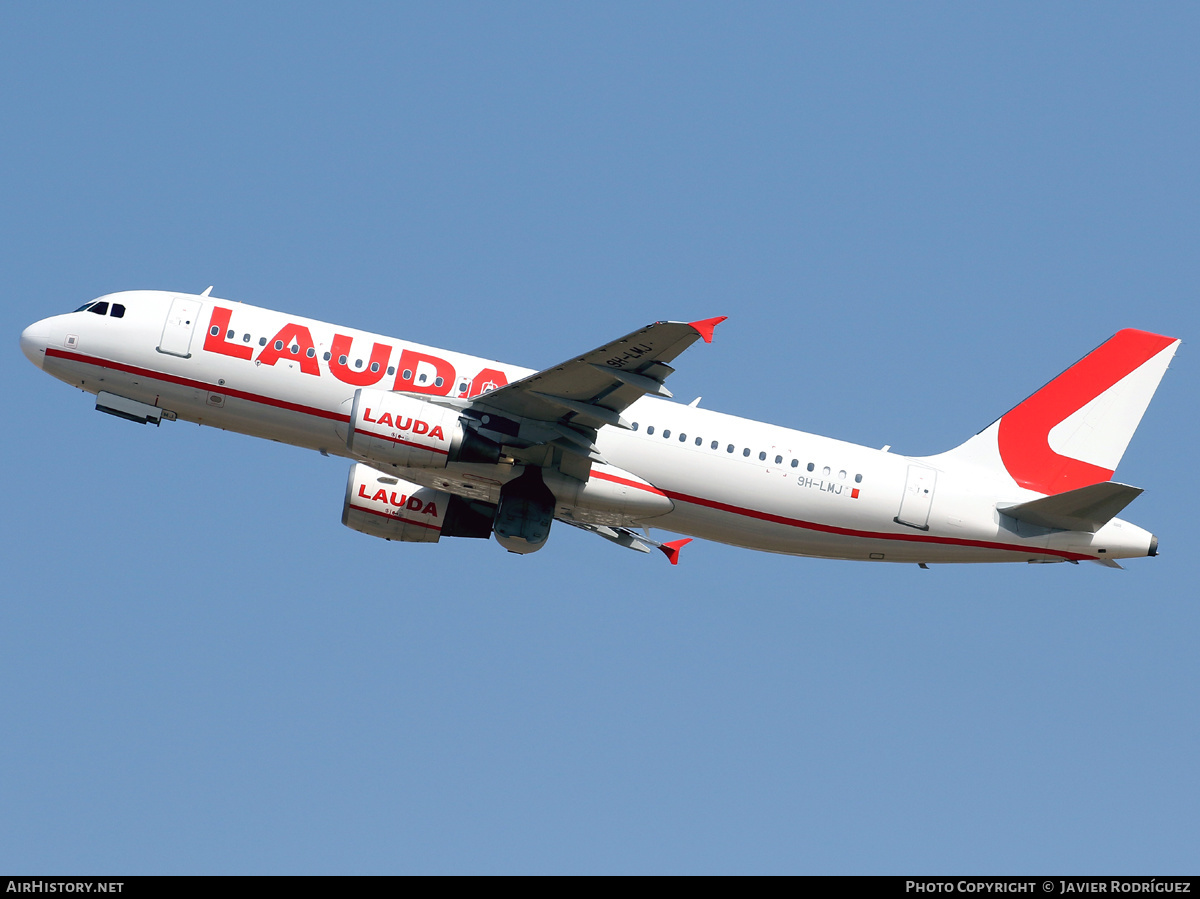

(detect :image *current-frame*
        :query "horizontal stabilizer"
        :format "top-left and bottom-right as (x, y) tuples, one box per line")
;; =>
(998, 481), (1143, 532)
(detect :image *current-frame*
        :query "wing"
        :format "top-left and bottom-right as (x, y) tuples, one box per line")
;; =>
(560, 519), (694, 565)
(400, 316), (725, 474)
(471, 317), (726, 429)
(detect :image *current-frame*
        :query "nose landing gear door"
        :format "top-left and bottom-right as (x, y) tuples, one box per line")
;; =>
(895, 465), (937, 530)
(157, 297), (202, 358)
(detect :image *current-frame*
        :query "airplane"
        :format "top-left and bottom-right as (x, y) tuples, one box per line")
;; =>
(20, 289), (1180, 567)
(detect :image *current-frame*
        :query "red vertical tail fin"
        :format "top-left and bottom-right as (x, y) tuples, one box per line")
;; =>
(935, 329), (1179, 495)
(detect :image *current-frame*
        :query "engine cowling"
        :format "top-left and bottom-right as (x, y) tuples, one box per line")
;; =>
(493, 465), (557, 555)
(346, 388), (499, 469)
(342, 463), (494, 543)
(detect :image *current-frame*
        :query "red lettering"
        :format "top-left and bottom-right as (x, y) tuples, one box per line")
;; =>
(406, 496), (424, 511)
(329, 333), (392, 386)
(377, 412), (394, 428)
(464, 367), (509, 397)
(392, 349), (455, 395)
(358, 484), (371, 499)
(422, 501), (438, 516)
(390, 492), (407, 507)
(429, 425), (445, 441)
(255, 322), (320, 375)
(412, 420), (429, 435)
(372, 488), (388, 503)
(397, 416), (412, 431)
(203, 307), (253, 360)
(363, 407), (377, 424)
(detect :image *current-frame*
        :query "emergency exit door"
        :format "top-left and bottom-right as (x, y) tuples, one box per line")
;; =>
(157, 297), (201, 358)
(895, 465), (937, 530)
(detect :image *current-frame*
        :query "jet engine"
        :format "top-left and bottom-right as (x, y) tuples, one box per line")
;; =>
(346, 388), (500, 470)
(493, 466), (557, 555)
(342, 463), (494, 543)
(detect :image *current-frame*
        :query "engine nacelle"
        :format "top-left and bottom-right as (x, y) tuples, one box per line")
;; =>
(342, 463), (494, 543)
(493, 466), (557, 555)
(346, 388), (499, 470)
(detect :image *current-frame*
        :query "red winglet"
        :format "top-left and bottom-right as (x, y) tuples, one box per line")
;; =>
(688, 316), (727, 344)
(658, 538), (693, 565)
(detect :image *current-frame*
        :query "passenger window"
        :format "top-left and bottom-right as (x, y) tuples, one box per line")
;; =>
(711, 441), (718, 449)
(695, 437), (702, 446)
(775, 455), (782, 464)
(274, 340), (284, 351)
(727, 444), (734, 453)
(791, 459), (799, 468)
(807, 463), (815, 472)
(338, 355), (348, 365)
(418, 373), (426, 382)
(647, 426), (655, 435)
(458, 383), (467, 393)
(855, 473), (863, 483)
(110, 304), (126, 318)
(631, 422), (639, 431)
(89, 302), (108, 316)
(289, 344), (299, 354)
(259, 337), (267, 346)
(838, 470), (846, 480)
(663, 429), (671, 439)
(678, 433), (687, 442)
(307, 348), (317, 358)
(210, 326), (221, 336)
(759, 451), (766, 461)
(227, 329), (235, 339)
(822, 466), (831, 476)
(387, 366), (395, 376)
(743, 448), (751, 457)
(435, 377), (444, 387)
(402, 369), (412, 380)
(243, 333), (251, 343)
(370, 362), (380, 372)
(355, 359), (364, 369)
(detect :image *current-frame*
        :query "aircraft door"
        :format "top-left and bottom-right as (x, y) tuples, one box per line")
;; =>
(895, 465), (937, 530)
(157, 297), (202, 358)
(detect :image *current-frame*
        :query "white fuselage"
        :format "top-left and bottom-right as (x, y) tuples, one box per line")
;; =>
(21, 290), (1157, 564)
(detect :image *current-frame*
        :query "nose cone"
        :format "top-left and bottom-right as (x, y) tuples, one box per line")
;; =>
(20, 320), (49, 369)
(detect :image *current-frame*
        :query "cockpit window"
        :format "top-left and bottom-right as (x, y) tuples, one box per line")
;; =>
(88, 302), (109, 316)
(110, 303), (126, 319)
(74, 302), (95, 312)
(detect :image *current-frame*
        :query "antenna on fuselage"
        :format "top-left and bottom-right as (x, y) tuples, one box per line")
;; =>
(200, 286), (213, 297)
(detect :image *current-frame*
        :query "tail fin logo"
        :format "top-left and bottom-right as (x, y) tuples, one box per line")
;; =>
(997, 329), (1177, 495)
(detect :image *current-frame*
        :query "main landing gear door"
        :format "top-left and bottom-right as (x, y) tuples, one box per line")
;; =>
(157, 297), (202, 358)
(895, 465), (937, 530)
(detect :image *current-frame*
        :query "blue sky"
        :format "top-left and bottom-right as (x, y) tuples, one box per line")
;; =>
(2, 3), (1197, 874)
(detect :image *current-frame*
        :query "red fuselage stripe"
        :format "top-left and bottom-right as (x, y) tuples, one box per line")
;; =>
(589, 469), (667, 496)
(49, 347), (1094, 560)
(662, 489), (1094, 561)
(46, 347), (349, 422)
